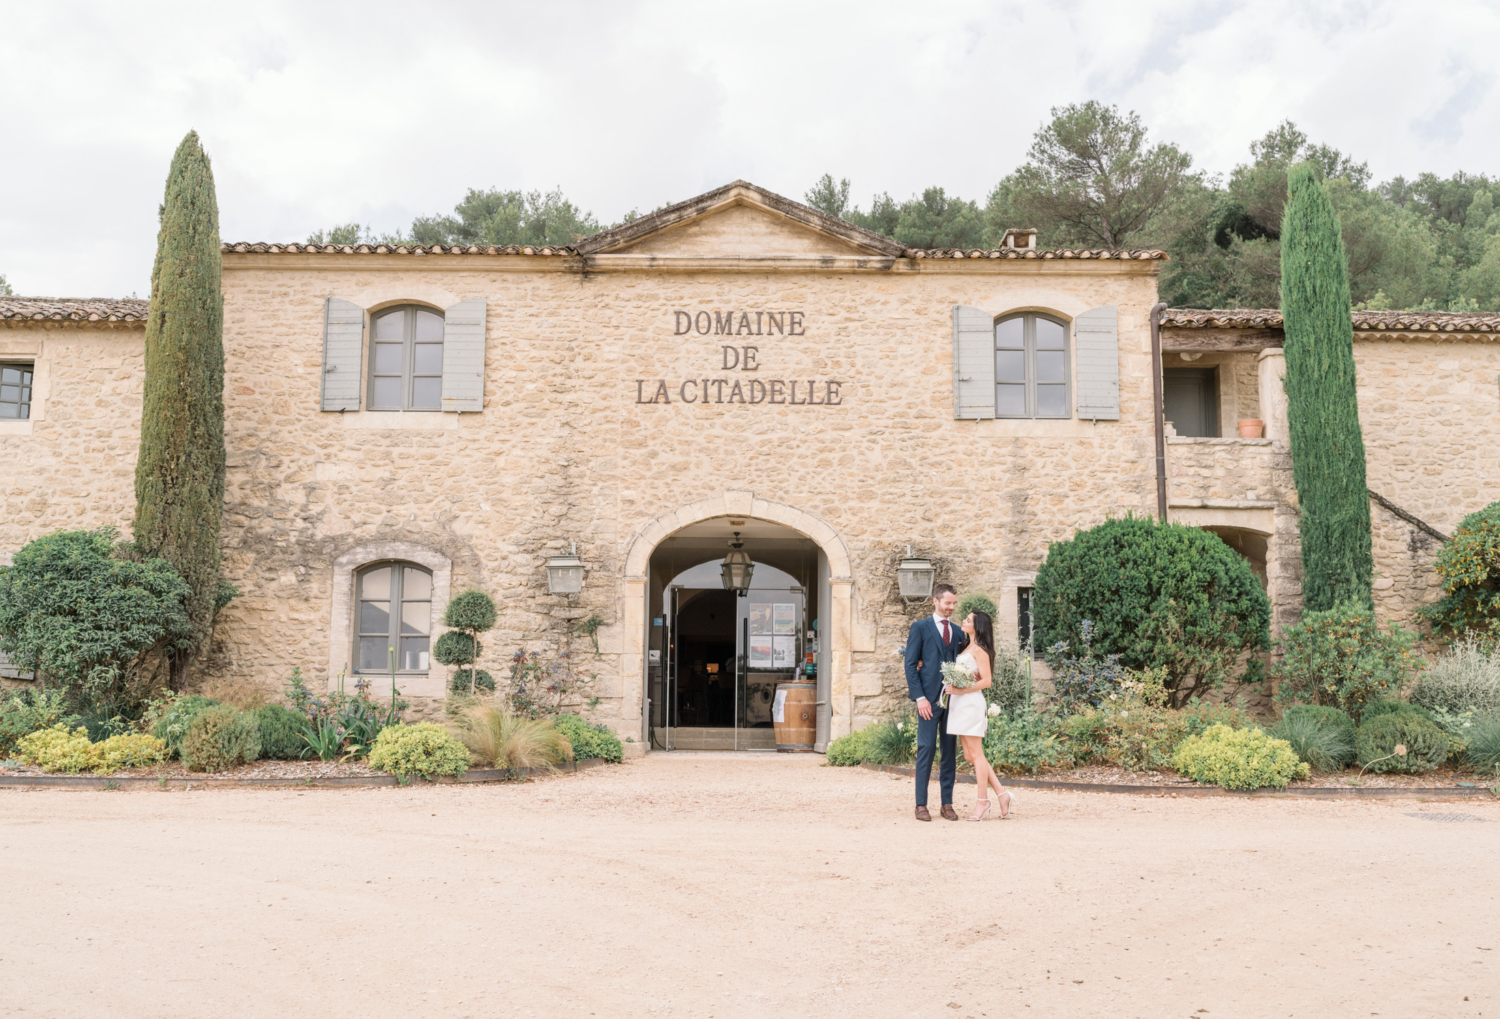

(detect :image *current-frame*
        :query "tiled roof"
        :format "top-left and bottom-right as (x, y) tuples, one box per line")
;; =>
(222, 241), (576, 256)
(0, 296), (149, 322)
(903, 247), (1167, 260)
(1162, 308), (1500, 333)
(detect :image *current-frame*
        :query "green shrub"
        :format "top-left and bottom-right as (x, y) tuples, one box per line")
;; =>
(181, 706), (262, 772)
(0, 687), (79, 758)
(1178, 698), (1256, 737)
(1058, 709), (1113, 765)
(1033, 516), (1271, 706)
(1419, 502), (1500, 643)
(370, 722), (472, 778)
(1412, 635), (1500, 715)
(0, 528), (194, 707)
(152, 695), (221, 758)
(1172, 724), (1310, 790)
(1280, 704), (1357, 746)
(1045, 621), (1125, 710)
(1274, 603), (1419, 720)
(1461, 713), (1500, 772)
(956, 592), (998, 621)
(1355, 713), (1448, 774)
(435, 588), (498, 695)
(1105, 707), (1188, 771)
(91, 732), (170, 772)
(553, 714), (623, 763)
(985, 641), (1033, 716)
(254, 705), (308, 760)
(79, 711), (134, 742)
(1359, 699), (1433, 723)
(825, 727), (871, 766)
(448, 668), (495, 695)
(864, 715), (918, 766)
(1270, 711), (1357, 773)
(982, 708), (1070, 774)
(17, 725), (95, 773)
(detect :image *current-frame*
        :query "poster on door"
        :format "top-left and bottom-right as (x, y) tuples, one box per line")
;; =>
(748, 637), (774, 669)
(773, 603), (795, 635)
(749, 604), (773, 635)
(772, 635), (796, 668)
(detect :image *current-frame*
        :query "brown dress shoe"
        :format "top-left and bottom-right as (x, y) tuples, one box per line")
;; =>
(940, 804), (959, 821)
(914, 805), (931, 821)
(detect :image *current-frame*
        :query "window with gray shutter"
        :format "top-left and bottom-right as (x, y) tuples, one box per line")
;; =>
(952, 305), (996, 419)
(441, 299), (487, 413)
(1074, 305), (1120, 420)
(321, 298), (365, 411)
(995, 312), (1071, 419)
(0, 648), (34, 681)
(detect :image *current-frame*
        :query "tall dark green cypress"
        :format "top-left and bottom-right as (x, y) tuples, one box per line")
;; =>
(1280, 161), (1373, 612)
(133, 131), (226, 684)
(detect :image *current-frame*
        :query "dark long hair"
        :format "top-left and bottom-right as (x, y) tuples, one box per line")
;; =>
(970, 610), (996, 666)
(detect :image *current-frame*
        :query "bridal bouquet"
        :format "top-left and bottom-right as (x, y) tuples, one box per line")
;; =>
(939, 660), (976, 708)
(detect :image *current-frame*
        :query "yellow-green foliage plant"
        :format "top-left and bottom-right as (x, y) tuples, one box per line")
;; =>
(369, 722), (472, 779)
(1171, 724), (1310, 790)
(180, 706), (261, 772)
(449, 707), (573, 774)
(17, 726), (169, 774)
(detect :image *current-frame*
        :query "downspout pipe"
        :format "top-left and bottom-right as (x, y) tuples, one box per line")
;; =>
(1150, 302), (1168, 523)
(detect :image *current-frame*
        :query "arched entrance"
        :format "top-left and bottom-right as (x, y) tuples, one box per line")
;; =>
(620, 492), (853, 752)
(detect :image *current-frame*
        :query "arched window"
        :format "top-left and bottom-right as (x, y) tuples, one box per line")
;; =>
(369, 306), (444, 410)
(354, 561), (433, 673)
(994, 312), (1071, 419)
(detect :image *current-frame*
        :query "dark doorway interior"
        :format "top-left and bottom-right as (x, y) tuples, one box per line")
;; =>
(1164, 367), (1219, 437)
(672, 589), (737, 728)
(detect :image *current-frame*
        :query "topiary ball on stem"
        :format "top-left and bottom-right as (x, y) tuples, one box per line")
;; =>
(443, 588), (497, 632)
(433, 630), (480, 669)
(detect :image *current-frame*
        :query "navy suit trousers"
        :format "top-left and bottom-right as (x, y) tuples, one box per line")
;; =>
(914, 701), (957, 807)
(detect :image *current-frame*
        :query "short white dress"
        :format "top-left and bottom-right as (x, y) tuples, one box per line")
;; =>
(945, 651), (988, 737)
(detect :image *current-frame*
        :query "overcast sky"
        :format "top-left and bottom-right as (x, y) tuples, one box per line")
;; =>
(3, 0), (1499, 298)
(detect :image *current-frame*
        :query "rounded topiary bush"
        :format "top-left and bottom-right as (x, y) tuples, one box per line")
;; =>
(1355, 713), (1448, 773)
(152, 695), (221, 759)
(443, 588), (497, 632)
(1033, 516), (1270, 706)
(433, 631), (480, 669)
(255, 705), (308, 760)
(181, 706), (262, 772)
(1171, 724), (1310, 790)
(368, 723), (471, 779)
(553, 714), (623, 763)
(448, 668), (495, 695)
(956, 592), (998, 622)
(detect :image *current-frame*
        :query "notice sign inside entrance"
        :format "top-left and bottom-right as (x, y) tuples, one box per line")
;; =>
(749, 637), (774, 669)
(635, 309), (845, 407)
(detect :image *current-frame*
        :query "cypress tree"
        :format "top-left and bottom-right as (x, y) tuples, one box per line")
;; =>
(133, 130), (227, 685)
(1280, 161), (1373, 611)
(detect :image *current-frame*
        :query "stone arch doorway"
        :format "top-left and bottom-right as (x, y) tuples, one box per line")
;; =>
(620, 491), (853, 752)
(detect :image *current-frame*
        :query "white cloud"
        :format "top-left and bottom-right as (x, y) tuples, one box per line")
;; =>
(2, 0), (1498, 296)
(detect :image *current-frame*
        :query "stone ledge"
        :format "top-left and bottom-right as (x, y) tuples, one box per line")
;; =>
(1169, 498), (1279, 509)
(1166, 437), (1272, 446)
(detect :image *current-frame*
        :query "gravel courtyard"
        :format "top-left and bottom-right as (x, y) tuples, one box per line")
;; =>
(2, 754), (1496, 1019)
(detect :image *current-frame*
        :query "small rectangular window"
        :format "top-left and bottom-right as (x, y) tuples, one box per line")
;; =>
(1163, 367), (1219, 437)
(368, 307), (444, 410)
(1018, 587), (1035, 654)
(0, 362), (34, 420)
(994, 316), (1070, 419)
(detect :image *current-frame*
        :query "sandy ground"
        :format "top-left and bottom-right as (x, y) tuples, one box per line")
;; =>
(2, 754), (1496, 1019)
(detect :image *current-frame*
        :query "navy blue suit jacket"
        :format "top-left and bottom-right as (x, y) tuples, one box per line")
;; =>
(904, 617), (966, 704)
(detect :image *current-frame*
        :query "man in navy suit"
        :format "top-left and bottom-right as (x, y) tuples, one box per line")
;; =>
(904, 582), (966, 821)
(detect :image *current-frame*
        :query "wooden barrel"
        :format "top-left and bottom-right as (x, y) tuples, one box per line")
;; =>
(773, 681), (817, 752)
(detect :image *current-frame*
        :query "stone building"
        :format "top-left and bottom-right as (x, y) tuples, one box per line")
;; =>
(2, 181), (1497, 749)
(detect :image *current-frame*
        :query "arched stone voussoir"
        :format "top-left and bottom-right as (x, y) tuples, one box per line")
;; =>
(622, 491), (853, 576)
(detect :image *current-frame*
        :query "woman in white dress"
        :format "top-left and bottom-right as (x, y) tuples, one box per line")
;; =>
(944, 611), (1016, 820)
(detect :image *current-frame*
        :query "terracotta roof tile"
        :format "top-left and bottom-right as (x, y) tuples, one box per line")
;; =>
(904, 247), (1168, 260)
(221, 241), (576, 256)
(1161, 308), (1500, 333)
(0, 296), (149, 323)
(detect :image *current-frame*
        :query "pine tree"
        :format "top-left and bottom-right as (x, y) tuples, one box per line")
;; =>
(1280, 161), (1373, 612)
(133, 130), (227, 685)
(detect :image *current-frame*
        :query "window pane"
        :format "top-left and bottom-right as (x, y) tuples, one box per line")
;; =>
(994, 318), (1024, 348)
(1036, 350), (1066, 383)
(0, 404), (15, 419)
(373, 342), (403, 374)
(0, 368), (18, 384)
(360, 600), (390, 634)
(373, 312), (404, 340)
(359, 636), (391, 670)
(995, 350), (1026, 383)
(1036, 319), (1066, 349)
(402, 567), (431, 600)
(1037, 384), (1067, 417)
(413, 343), (443, 374)
(372, 376), (401, 408)
(400, 636), (430, 671)
(0, 386), (17, 403)
(401, 601), (429, 635)
(361, 567), (391, 598)
(411, 376), (441, 409)
(996, 384), (1027, 417)
(414, 310), (444, 342)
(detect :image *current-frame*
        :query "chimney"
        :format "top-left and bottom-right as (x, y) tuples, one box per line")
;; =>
(1001, 228), (1038, 252)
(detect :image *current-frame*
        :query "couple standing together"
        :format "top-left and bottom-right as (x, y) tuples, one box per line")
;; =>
(904, 583), (1016, 822)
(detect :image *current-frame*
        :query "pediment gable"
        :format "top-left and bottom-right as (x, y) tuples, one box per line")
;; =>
(575, 181), (905, 259)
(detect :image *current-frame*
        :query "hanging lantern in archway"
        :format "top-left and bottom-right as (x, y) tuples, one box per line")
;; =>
(720, 531), (754, 596)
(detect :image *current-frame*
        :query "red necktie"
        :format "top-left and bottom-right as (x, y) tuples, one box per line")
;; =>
(941, 619), (950, 645)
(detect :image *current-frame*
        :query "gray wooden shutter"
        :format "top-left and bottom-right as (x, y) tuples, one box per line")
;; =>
(441, 299), (487, 412)
(1074, 305), (1120, 420)
(321, 298), (365, 411)
(952, 305), (995, 419)
(0, 648), (33, 681)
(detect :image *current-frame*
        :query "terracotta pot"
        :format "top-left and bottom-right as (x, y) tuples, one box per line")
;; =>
(1238, 419), (1265, 439)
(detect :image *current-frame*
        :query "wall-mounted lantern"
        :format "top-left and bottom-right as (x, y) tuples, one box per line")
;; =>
(545, 542), (585, 595)
(896, 545), (936, 604)
(720, 531), (754, 596)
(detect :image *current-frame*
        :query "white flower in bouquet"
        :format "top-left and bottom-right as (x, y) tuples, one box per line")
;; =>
(941, 660), (977, 689)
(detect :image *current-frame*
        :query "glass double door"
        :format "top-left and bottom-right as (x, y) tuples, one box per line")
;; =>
(660, 584), (805, 751)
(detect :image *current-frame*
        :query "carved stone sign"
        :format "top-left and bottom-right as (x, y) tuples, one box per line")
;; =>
(635, 310), (844, 406)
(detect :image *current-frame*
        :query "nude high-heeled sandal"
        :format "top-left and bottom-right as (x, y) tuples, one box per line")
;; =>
(967, 798), (992, 821)
(997, 790), (1017, 818)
